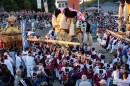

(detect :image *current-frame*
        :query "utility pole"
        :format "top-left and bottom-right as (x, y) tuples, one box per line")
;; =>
(98, 0), (99, 12)
(83, 0), (85, 11)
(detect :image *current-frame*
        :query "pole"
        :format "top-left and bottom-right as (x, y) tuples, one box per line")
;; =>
(98, 0), (99, 13)
(83, 0), (85, 11)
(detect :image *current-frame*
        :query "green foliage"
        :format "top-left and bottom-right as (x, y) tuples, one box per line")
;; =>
(24, 0), (32, 10)
(0, 0), (56, 12)
(1, 0), (20, 11)
(47, 0), (56, 13)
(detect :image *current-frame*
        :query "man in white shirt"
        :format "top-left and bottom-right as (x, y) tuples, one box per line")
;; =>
(117, 72), (130, 86)
(4, 55), (14, 76)
(15, 52), (22, 70)
(25, 52), (35, 78)
(112, 65), (120, 86)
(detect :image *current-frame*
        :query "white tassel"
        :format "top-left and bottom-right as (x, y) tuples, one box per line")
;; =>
(123, 2), (128, 22)
(60, 14), (68, 29)
(69, 21), (75, 36)
(88, 33), (93, 46)
(83, 33), (88, 44)
(118, 4), (123, 18)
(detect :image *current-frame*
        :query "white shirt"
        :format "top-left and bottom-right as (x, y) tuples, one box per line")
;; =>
(112, 70), (120, 85)
(26, 56), (35, 66)
(4, 59), (14, 75)
(112, 57), (120, 65)
(117, 79), (130, 86)
(16, 55), (22, 69)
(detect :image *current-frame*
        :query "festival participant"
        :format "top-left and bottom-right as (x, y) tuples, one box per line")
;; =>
(104, 63), (113, 86)
(117, 72), (130, 86)
(112, 53), (121, 65)
(48, 28), (57, 40)
(82, 20), (93, 46)
(25, 51), (35, 78)
(15, 52), (22, 70)
(110, 38), (118, 53)
(112, 65), (120, 86)
(93, 63), (107, 86)
(3, 55), (14, 76)
(14, 69), (22, 86)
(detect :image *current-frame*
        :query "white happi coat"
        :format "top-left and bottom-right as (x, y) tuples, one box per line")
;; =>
(16, 55), (22, 69)
(25, 56), (35, 77)
(4, 59), (14, 76)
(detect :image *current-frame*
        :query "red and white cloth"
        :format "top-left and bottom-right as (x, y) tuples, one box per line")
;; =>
(60, 8), (85, 21)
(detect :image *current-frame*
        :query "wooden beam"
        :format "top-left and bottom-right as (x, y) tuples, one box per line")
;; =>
(107, 30), (130, 42)
(27, 38), (80, 45)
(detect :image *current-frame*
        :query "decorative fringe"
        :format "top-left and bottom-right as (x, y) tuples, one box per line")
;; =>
(69, 21), (75, 36)
(123, 2), (128, 21)
(118, 5), (123, 18)
(88, 34), (93, 46)
(83, 33), (88, 44)
(52, 15), (57, 28)
(83, 33), (93, 46)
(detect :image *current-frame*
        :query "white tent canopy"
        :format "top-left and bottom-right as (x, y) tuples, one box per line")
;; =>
(85, 7), (101, 11)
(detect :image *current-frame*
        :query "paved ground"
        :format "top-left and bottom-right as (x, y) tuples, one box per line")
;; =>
(35, 28), (113, 86)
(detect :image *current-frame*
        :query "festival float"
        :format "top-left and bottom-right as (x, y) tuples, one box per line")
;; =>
(0, 15), (22, 49)
(118, 0), (130, 37)
(107, 0), (130, 42)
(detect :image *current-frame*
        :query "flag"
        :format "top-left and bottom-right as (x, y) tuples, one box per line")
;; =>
(21, 20), (29, 49)
(43, 0), (48, 12)
(37, 0), (42, 9)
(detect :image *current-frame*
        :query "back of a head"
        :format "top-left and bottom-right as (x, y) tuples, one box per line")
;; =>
(81, 75), (87, 81)
(99, 79), (106, 86)
(16, 69), (21, 76)
(40, 81), (48, 86)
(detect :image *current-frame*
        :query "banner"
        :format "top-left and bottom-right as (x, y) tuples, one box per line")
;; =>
(43, 0), (48, 12)
(37, 0), (42, 9)
(21, 20), (29, 49)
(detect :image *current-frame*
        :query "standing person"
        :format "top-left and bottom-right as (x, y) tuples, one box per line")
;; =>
(4, 55), (14, 76)
(25, 52), (35, 78)
(15, 52), (22, 70)
(14, 69), (22, 86)
(117, 72), (130, 86)
(112, 65), (120, 86)
(48, 28), (57, 40)
(82, 21), (93, 46)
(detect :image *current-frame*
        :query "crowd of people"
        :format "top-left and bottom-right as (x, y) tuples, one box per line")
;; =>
(86, 11), (119, 34)
(0, 10), (52, 31)
(0, 9), (130, 86)
(0, 32), (130, 86)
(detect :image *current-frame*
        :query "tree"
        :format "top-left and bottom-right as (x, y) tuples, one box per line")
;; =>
(24, 0), (32, 10)
(1, 0), (19, 11)
(47, 0), (56, 13)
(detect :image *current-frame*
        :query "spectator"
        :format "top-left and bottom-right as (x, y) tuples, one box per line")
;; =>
(79, 75), (91, 86)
